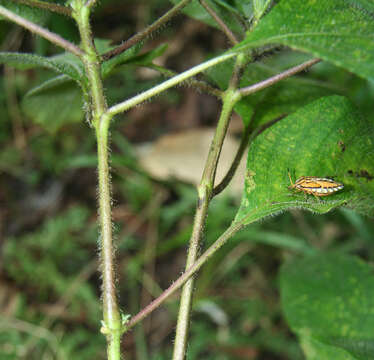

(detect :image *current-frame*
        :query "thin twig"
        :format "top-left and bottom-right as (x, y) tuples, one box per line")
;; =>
(213, 123), (251, 196)
(102, 0), (193, 61)
(126, 221), (244, 331)
(107, 53), (236, 117)
(149, 64), (223, 98)
(0, 5), (83, 57)
(239, 58), (321, 96)
(250, 114), (287, 138)
(12, 0), (72, 17)
(172, 54), (245, 360)
(199, 0), (238, 45)
(213, 113), (286, 196)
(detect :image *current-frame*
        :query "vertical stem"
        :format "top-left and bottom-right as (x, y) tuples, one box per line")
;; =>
(172, 191), (210, 360)
(72, 2), (121, 359)
(173, 54), (246, 359)
(96, 114), (122, 359)
(75, 5), (107, 123)
(172, 88), (240, 359)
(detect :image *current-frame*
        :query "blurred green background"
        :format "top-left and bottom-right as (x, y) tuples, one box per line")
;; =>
(0, 0), (373, 359)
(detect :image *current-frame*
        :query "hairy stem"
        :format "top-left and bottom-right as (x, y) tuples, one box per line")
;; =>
(172, 187), (210, 360)
(123, 57), (317, 332)
(212, 59), (321, 195)
(213, 122), (251, 196)
(199, 0), (238, 45)
(107, 53), (236, 117)
(0, 5), (82, 57)
(126, 221), (244, 330)
(102, 0), (193, 60)
(213, 113), (286, 196)
(172, 54), (245, 360)
(72, 2), (121, 359)
(12, 0), (72, 16)
(239, 58), (321, 96)
(73, 5), (107, 121)
(148, 64), (223, 98)
(96, 114), (122, 360)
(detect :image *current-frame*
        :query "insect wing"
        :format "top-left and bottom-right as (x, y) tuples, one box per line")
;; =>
(292, 176), (344, 196)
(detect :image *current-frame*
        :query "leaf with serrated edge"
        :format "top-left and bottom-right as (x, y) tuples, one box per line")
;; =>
(0, 52), (83, 82)
(235, 95), (374, 227)
(233, 0), (374, 81)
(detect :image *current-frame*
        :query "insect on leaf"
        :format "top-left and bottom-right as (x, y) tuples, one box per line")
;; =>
(234, 95), (374, 227)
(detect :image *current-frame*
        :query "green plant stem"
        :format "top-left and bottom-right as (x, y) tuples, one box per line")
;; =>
(74, 5), (107, 122)
(172, 93), (239, 360)
(239, 58), (321, 96)
(102, 0), (192, 60)
(96, 115), (122, 360)
(107, 53), (236, 117)
(126, 220), (244, 330)
(124, 114), (284, 331)
(148, 64), (223, 98)
(0, 5), (83, 57)
(212, 59), (321, 195)
(12, 0), (72, 16)
(213, 113), (286, 196)
(213, 122), (251, 196)
(199, 0), (238, 45)
(172, 55), (245, 359)
(72, 2), (121, 359)
(172, 190), (210, 360)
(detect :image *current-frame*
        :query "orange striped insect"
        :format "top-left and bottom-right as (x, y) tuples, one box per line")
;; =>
(288, 173), (344, 197)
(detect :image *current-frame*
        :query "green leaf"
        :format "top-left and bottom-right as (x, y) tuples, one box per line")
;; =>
(253, 0), (272, 21)
(26, 74), (73, 96)
(235, 95), (374, 226)
(170, 0), (245, 36)
(102, 43), (144, 78)
(280, 253), (374, 360)
(238, 60), (338, 129)
(22, 82), (84, 133)
(244, 75), (336, 130)
(0, 52), (83, 82)
(49, 52), (85, 80)
(126, 44), (168, 66)
(94, 38), (115, 53)
(0, 1), (49, 25)
(93, 38), (143, 78)
(234, 0), (374, 81)
(233, 0), (252, 18)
